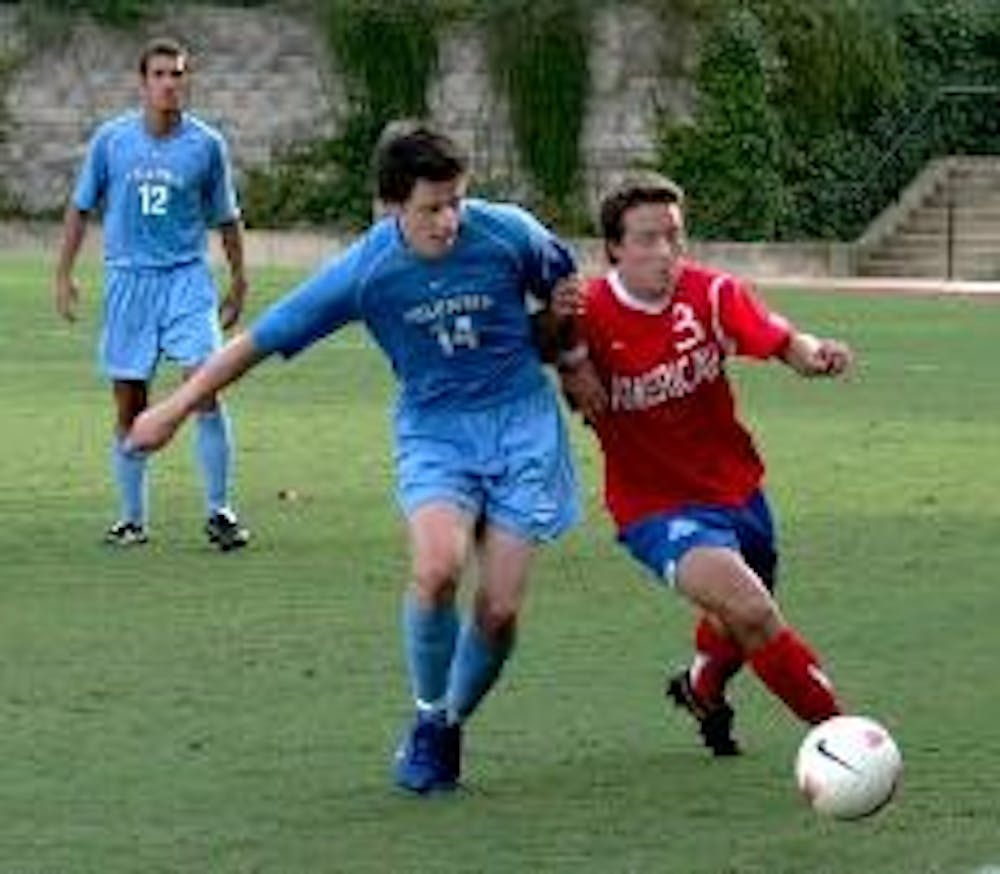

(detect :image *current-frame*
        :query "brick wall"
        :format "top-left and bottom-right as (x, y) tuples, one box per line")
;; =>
(0, 4), (691, 213)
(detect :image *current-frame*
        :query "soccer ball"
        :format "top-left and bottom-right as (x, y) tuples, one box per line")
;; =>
(795, 715), (902, 820)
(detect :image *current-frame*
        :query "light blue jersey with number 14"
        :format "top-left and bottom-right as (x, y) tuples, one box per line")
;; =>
(72, 110), (239, 269)
(251, 199), (577, 413)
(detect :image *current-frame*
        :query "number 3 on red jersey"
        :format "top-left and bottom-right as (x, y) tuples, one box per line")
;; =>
(672, 302), (705, 353)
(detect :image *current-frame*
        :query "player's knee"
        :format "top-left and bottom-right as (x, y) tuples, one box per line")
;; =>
(726, 589), (780, 644)
(411, 555), (461, 602)
(474, 596), (519, 640)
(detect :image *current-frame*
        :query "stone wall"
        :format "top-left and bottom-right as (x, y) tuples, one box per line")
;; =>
(0, 3), (691, 214)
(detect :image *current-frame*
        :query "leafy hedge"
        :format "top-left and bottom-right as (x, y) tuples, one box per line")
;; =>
(22, 0), (270, 28)
(5, 0), (999, 236)
(656, 9), (784, 240)
(243, 0), (1000, 237)
(656, 0), (1000, 240)
(244, 0), (441, 229)
(482, 0), (590, 224)
(242, 0), (594, 230)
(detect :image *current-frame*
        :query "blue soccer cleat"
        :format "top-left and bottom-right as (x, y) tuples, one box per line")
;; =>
(438, 721), (463, 788)
(393, 712), (461, 794)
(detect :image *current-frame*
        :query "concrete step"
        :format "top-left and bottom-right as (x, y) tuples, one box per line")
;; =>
(860, 263), (948, 278)
(858, 253), (1000, 279)
(858, 264), (999, 280)
(882, 236), (1000, 253)
(897, 210), (1000, 231)
(947, 165), (1000, 182)
(859, 156), (1000, 277)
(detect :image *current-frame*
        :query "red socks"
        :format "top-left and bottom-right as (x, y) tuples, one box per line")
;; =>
(690, 617), (745, 705)
(687, 617), (841, 726)
(749, 627), (840, 724)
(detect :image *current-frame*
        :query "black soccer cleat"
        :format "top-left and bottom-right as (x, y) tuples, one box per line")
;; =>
(104, 520), (149, 547)
(204, 509), (250, 552)
(666, 670), (742, 757)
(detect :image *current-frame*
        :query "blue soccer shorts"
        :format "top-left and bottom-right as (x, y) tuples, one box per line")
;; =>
(394, 383), (580, 544)
(99, 261), (222, 380)
(619, 490), (778, 590)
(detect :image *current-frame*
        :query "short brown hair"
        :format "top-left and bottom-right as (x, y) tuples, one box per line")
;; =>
(373, 119), (468, 204)
(600, 172), (685, 248)
(138, 38), (187, 77)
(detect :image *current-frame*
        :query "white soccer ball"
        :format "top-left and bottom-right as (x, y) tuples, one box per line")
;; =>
(795, 715), (902, 820)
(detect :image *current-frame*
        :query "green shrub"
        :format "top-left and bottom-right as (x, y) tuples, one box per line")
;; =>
(482, 0), (590, 224)
(240, 113), (382, 229)
(242, 0), (442, 229)
(657, 8), (784, 240)
(28, 0), (150, 27)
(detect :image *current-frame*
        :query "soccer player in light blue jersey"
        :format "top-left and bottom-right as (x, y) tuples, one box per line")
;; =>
(128, 121), (589, 793)
(54, 38), (250, 551)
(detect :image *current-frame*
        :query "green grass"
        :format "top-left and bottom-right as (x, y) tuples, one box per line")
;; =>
(1, 252), (998, 873)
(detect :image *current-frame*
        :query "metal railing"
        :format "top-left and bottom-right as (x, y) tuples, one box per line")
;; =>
(851, 86), (1000, 279)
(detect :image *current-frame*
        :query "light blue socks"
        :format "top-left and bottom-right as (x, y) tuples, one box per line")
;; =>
(194, 407), (233, 515)
(447, 619), (514, 724)
(403, 594), (459, 713)
(112, 435), (147, 524)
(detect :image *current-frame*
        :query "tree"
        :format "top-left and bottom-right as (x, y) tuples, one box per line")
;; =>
(657, 8), (784, 240)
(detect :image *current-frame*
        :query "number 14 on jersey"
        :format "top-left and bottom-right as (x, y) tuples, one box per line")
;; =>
(434, 315), (479, 355)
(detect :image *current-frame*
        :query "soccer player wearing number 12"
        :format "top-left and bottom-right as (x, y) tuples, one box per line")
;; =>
(54, 38), (250, 551)
(560, 173), (853, 756)
(126, 121), (582, 794)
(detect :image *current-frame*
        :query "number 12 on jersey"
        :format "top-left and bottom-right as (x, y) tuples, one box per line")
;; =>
(138, 182), (169, 216)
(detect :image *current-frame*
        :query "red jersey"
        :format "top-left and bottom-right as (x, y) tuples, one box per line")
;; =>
(579, 262), (793, 530)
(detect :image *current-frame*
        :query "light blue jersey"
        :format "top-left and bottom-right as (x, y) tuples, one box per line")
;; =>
(252, 199), (579, 540)
(251, 199), (575, 412)
(73, 110), (238, 269)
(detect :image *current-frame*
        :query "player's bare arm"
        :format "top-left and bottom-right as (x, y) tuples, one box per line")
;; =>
(54, 205), (89, 322)
(558, 356), (607, 424)
(543, 275), (608, 423)
(530, 275), (581, 363)
(781, 331), (854, 378)
(129, 332), (267, 452)
(217, 220), (248, 330)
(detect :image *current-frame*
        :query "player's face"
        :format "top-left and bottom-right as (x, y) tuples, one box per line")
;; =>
(396, 176), (467, 259)
(611, 201), (685, 300)
(141, 53), (188, 115)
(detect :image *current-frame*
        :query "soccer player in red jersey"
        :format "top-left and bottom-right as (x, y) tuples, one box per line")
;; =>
(558, 172), (853, 755)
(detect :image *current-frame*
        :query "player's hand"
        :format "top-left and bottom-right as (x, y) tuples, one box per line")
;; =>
(814, 338), (853, 376)
(219, 275), (247, 330)
(787, 332), (854, 377)
(551, 275), (584, 319)
(55, 273), (81, 322)
(559, 358), (608, 425)
(127, 404), (185, 453)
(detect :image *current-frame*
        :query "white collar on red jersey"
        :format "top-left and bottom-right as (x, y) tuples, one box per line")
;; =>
(606, 269), (672, 314)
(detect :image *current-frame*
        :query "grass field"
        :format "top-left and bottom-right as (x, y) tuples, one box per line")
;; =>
(1, 252), (998, 874)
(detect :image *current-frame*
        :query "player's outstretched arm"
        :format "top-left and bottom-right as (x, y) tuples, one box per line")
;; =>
(781, 331), (854, 378)
(128, 332), (268, 452)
